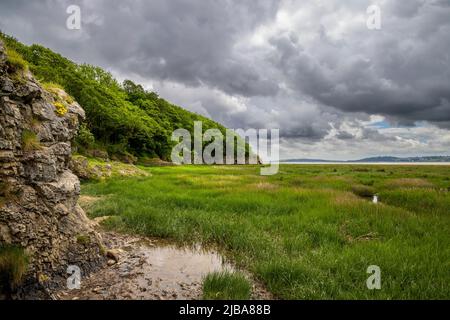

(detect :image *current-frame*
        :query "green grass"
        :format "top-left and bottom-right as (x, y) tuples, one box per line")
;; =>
(5, 47), (28, 72)
(42, 82), (75, 105)
(81, 164), (450, 299)
(203, 271), (252, 300)
(21, 129), (41, 151)
(72, 155), (149, 180)
(0, 245), (28, 293)
(76, 234), (91, 246)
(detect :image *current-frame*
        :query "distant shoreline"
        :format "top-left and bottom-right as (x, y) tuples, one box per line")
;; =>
(280, 162), (450, 165)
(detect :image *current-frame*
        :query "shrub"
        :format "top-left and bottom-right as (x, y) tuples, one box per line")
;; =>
(0, 245), (29, 294)
(75, 123), (95, 148)
(202, 271), (252, 300)
(21, 129), (41, 151)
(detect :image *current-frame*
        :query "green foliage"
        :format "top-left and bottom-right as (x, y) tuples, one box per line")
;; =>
(0, 33), (243, 161)
(75, 123), (96, 149)
(203, 271), (252, 300)
(5, 47), (28, 73)
(21, 129), (41, 151)
(42, 82), (75, 104)
(0, 245), (28, 293)
(41, 81), (65, 91)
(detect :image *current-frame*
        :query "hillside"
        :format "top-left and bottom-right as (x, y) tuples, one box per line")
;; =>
(0, 33), (246, 163)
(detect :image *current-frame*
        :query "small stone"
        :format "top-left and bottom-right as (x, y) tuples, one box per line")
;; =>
(106, 249), (121, 262)
(107, 259), (116, 266)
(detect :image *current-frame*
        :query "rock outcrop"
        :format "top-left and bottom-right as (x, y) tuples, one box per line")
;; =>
(0, 40), (104, 298)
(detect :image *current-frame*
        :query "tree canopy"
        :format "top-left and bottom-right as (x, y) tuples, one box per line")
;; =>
(0, 33), (245, 161)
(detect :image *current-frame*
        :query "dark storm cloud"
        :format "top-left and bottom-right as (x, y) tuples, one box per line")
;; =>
(267, 0), (450, 127)
(1, 0), (449, 155)
(0, 0), (280, 97)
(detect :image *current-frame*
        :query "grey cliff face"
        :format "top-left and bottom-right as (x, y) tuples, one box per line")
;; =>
(0, 40), (104, 298)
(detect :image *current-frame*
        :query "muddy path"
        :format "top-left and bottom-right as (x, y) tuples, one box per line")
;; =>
(56, 225), (272, 300)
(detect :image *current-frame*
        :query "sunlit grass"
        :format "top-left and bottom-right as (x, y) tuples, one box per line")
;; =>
(203, 271), (251, 300)
(82, 164), (450, 299)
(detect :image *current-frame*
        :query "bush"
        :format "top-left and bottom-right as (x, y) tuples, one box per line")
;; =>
(75, 123), (96, 148)
(202, 271), (252, 300)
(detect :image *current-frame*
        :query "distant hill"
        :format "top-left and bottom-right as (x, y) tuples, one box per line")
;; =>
(282, 156), (450, 163)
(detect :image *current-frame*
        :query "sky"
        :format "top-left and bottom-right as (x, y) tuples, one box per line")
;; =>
(1, 0), (449, 160)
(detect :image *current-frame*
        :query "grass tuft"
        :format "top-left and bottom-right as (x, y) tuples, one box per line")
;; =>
(5, 47), (28, 73)
(0, 245), (28, 293)
(76, 234), (91, 246)
(202, 271), (252, 300)
(21, 129), (41, 151)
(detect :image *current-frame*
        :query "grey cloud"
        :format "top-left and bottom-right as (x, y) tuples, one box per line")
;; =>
(1, 0), (449, 157)
(2, 0), (280, 97)
(336, 131), (355, 140)
(267, 0), (450, 127)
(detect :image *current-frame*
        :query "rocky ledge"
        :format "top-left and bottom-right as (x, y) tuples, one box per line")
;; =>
(0, 40), (105, 298)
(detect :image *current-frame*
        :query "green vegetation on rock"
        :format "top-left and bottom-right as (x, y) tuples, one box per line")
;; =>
(5, 47), (28, 72)
(21, 129), (41, 151)
(0, 245), (28, 294)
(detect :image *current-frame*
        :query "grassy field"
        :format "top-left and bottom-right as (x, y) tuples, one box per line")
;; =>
(81, 164), (450, 299)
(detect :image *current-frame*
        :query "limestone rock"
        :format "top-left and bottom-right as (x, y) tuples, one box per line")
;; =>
(0, 39), (105, 298)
